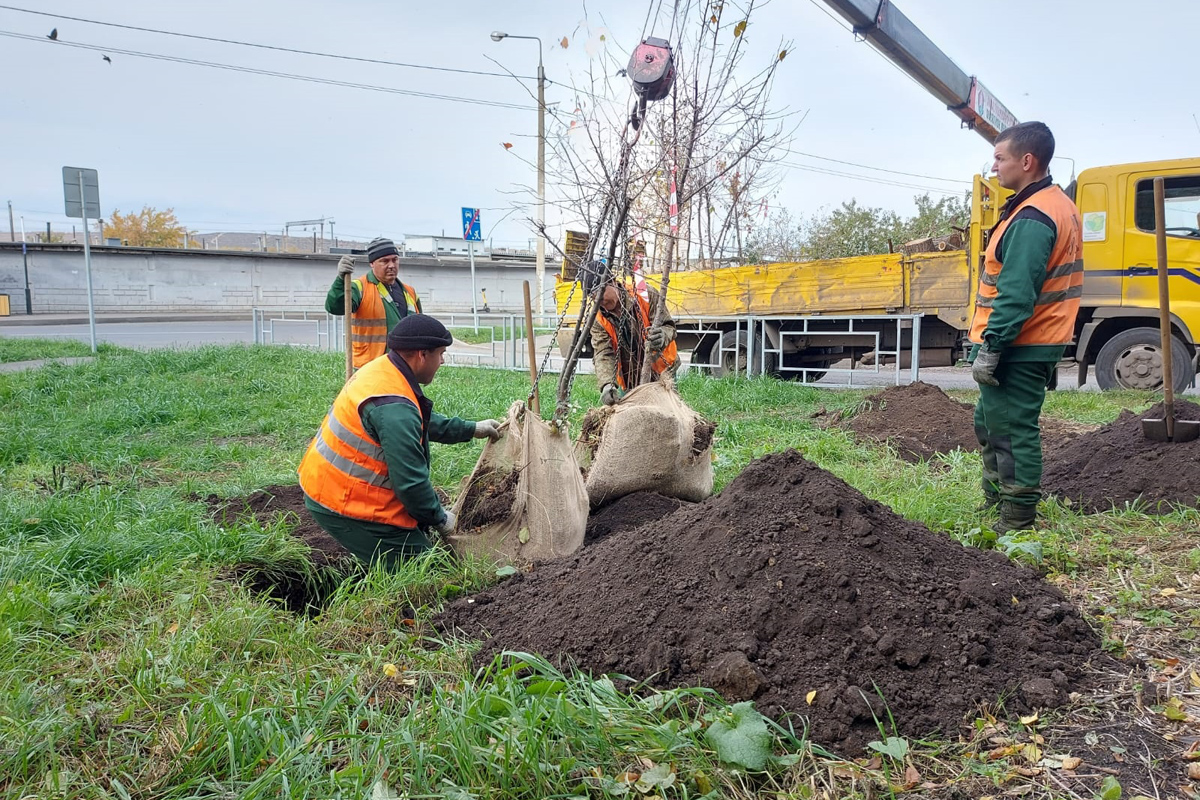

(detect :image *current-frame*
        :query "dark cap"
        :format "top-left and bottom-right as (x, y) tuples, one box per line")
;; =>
(367, 237), (399, 263)
(387, 314), (453, 352)
(580, 259), (612, 296)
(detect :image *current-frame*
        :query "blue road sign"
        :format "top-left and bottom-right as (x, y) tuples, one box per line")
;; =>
(462, 207), (481, 241)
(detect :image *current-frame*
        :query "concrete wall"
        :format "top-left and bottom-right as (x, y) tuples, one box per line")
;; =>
(0, 243), (554, 315)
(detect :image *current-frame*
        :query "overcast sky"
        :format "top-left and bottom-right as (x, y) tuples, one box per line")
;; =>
(2, 0), (1197, 248)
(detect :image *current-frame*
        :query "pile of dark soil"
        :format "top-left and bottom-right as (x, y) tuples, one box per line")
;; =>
(838, 382), (1090, 462)
(1043, 399), (1200, 513)
(456, 467), (520, 531)
(437, 449), (1099, 754)
(585, 491), (692, 545)
(843, 382), (979, 461)
(203, 485), (355, 613)
(203, 484), (350, 567)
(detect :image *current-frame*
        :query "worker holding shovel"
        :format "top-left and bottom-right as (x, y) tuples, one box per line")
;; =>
(298, 315), (501, 568)
(584, 261), (679, 405)
(968, 121), (1083, 534)
(326, 237), (424, 370)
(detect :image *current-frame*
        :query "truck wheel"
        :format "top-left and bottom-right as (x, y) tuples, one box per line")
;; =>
(705, 328), (778, 378)
(1094, 327), (1195, 393)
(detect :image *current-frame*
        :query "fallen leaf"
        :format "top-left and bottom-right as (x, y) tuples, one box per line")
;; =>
(1021, 743), (1042, 764)
(1061, 756), (1082, 770)
(1191, 670), (1200, 688)
(502, 142), (513, 150)
(1165, 697), (1189, 721)
(864, 755), (882, 770)
(560, 37), (569, 48)
(1012, 596), (1020, 606)
(615, 771), (640, 784)
(166, 623), (179, 635)
(733, 20), (747, 37)
(1014, 767), (1042, 777)
(383, 663), (400, 678)
(1185, 742), (1200, 761)
(22, 518), (40, 525)
(1005, 785), (1033, 796)
(1189, 762), (1200, 781)
(1161, 588), (1177, 597)
(903, 765), (921, 787)
(1019, 713), (1038, 726)
(1085, 731), (1100, 746)
(805, 690), (817, 705)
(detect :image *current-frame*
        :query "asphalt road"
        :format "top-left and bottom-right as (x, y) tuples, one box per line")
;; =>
(3, 317), (1195, 395)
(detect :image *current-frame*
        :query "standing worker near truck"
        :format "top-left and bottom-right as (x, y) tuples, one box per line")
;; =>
(327, 237), (424, 369)
(969, 121), (1083, 533)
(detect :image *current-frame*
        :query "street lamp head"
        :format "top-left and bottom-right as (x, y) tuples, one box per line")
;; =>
(490, 31), (507, 42)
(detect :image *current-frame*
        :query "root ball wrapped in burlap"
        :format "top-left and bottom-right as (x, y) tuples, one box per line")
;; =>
(448, 401), (587, 565)
(578, 380), (715, 507)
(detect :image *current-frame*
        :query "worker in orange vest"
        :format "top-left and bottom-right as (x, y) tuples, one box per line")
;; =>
(584, 261), (678, 405)
(298, 315), (501, 567)
(326, 237), (423, 369)
(968, 121), (1083, 534)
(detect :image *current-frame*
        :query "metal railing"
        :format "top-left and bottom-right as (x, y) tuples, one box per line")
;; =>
(755, 313), (923, 385)
(249, 307), (925, 386)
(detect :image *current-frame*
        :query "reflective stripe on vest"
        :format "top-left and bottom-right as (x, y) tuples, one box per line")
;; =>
(297, 355), (424, 528)
(597, 283), (679, 390)
(968, 185), (1083, 347)
(349, 279), (422, 368)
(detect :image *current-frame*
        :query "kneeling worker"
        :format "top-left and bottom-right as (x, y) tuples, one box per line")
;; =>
(298, 315), (501, 567)
(586, 263), (679, 406)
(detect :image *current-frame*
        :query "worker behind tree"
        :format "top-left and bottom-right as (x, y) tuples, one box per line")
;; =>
(327, 237), (423, 369)
(298, 315), (501, 568)
(968, 121), (1083, 534)
(584, 260), (679, 406)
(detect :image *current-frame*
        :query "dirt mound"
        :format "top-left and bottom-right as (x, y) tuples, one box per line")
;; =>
(842, 382), (979, 461)
(1043, 400), (1200, 513)
(437, 449), (1099, 753)
(203, 485), (356, 612)
(840, 381), (1090, 461)
(585, 492), (692, 545)
(203, 484), (351, 567)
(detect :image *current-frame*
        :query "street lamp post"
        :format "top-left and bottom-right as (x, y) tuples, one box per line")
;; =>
(491, 31), (546, 316)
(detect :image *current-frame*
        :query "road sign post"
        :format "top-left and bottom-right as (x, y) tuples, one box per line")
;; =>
(462, 207), (482, 332)
(63, 167), (101, 352)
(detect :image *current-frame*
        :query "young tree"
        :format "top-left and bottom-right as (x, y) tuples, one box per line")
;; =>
(526, 2), (794, 414)
(103, 206), (186, 247)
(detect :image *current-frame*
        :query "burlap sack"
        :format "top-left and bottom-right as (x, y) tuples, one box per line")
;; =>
(447, 401), (587, 565)
(577, 380), (715, 507)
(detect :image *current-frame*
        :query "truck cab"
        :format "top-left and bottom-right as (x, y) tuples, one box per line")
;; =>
(1069, 159), (1200, 391)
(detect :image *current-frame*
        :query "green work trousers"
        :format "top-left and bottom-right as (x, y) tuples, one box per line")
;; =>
(973, 360), (1057, 507)
(305, 497), (434, 570)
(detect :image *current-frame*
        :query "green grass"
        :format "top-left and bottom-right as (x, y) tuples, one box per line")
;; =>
(448, 324), (526, 345)
(0, 343), (1190, 798)
(0, 336), (126, 363)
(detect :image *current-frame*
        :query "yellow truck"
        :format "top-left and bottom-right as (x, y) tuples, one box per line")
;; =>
(556, 158), (1200, 391)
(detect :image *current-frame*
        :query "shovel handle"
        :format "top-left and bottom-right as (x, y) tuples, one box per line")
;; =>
(344, 272), (354, 381)
(1153, 177), (1174, 439)
(523, 280), (540, 415)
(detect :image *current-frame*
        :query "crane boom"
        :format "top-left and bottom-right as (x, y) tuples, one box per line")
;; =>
(819, 0), (1018, 143)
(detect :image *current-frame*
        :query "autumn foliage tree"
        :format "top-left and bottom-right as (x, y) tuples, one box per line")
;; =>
(103, 206), (186, 247)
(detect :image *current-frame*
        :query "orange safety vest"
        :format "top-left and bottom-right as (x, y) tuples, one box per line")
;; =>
(350, 277), (421, 368)
(298, 354), (424, 528)
(597, 284), (679, 390)
(969, 184), (1083, 347)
